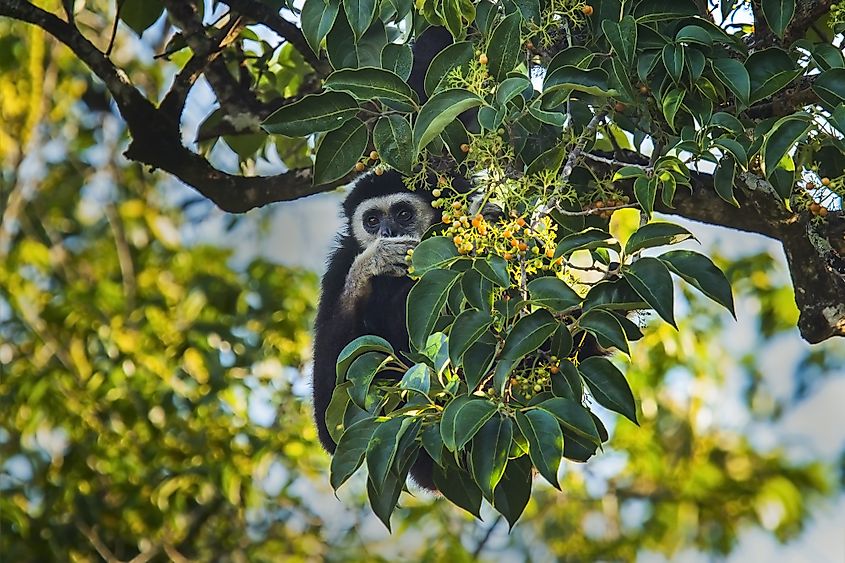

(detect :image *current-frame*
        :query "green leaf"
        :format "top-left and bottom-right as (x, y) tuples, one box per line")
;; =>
(366, 416), (408, 492)
(554, 228), (619, 258)
(543, 66), (614, 97)
(326, 381), (354, 443)
(336, 335), (394, 383)
(421, 423), (444, 466)
(373, 115), (414, 174)
(433, 457), (483, 518)
(301, 0), (340, 54)
(441, 119), (470, 163)
(120, 0), (164, 35)
(470, 414), (513, 500)
(623, 257), (676, 327)
(449, 309), (493, 366)
(714, 155), (739, 207)
(344, 0), (377, 40)
(551, 359), (582, 399)
(676, 24), (713, 47)
(633, 176), (658, 218)
(411, 236), (460, 274)
(346, 351), (391, 408)
(474, 255), (510, 287)
(493, 310), (558, 393)
(496, 77), (532, 106)
(747, 48), (801, 103)
(712, 58), (751, 106)
(536, 397), (601, 444)
(527, 277), (582, 311)
(612, 166), (647, 182)
(812, 68), (845, 109)
(659, 250), (735, 316)
(330, 417), (378, 490)
(515, 409), (563, 489)
(625, 222), (695, 254)
(462, 333), (497, 391)
(662, 88), (685, 131)
(407, 269), (462, 350)
(314, 118), (368, 184)
(453, 400), (497, 450)
(424, 41), (475, 95)
(528, 105), (566, 127)
(713, 138), (748, 168)
(262, 91), (359, 137)
(584, 277), (649, 311)
(761, 0), (795, 38)
(399, 363), (432, 396)
(461, 269), (493, 312)
(413, 89), (482, 152)
(662, 43), (685, 84)
(492, 455), (532, 529)
(761, 113), (812, 178)
(487, 12), (522, 81)
(381, 43), (413, 81)
(325, 67), (417, 106)
(602, 16), (637, 66)
(579, 309), (629, 355)
(579, 357), (638, 424)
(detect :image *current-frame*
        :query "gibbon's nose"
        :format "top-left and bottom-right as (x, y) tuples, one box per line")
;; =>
(378, 220), (397, 238)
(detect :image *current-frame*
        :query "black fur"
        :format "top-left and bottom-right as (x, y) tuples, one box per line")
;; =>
(312, 171), (439, 490)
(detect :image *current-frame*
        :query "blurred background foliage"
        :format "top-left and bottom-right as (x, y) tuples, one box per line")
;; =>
(1, 4), (844, 562)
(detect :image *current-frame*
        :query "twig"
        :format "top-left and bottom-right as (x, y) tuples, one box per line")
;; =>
(471, 515), (503, 559)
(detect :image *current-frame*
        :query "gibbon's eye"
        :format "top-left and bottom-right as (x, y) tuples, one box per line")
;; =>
(396, 208), (414, 223)
(365, 214), (380, 229)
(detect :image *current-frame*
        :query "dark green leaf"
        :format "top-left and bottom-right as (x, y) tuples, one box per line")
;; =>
(515, 409), (563, 489)
(449, 309), (493, 366)
(623, 256), (676, 327)
(625, 222), (695, 254)
(262, 91), (359, 137)
(761, 113), (812, 178)
(330, 417), (378, 489)
(602, 16), (637, 66)
(488, 13), (522, 81)
(537, 397), (601, 444)
(462, 332), (497, 391)
(527, 276), (582, 311)
(373, 115), (414, 174)
(325, 67), (417, 105)
(633, 176), (658, 218)
(714, 155), (739, 206)
(314, 118), (368, 184)
(399, 363), (432, 396)
(433, 457), (483, 518)
(344, 0), (377, 40)
(414, 89), (482, 152)
(381, 43), (413, 80)
(474, 255), (510, 287)
(579, 309), (629, 355)
(543, 66), (614, 97)
(470, 414), (513, 499)
(347, 351), (391, 408)
(812, 68), (845, 109)
(407, 269), (462, 350)
(453, 400), (497, 450)
(326, 381), (354, 443)
(579, 357), (638, 424)
(301, 0), (340, 54)
(659, 250), (735, 316)
(492, 455), (532, 529)
(497, 77), (532, 106)
(120, 0), (164, 35)
(551, 359), (582, 399)
(366, 416), (408, 491)
(411, 236), (460, 274)
(336, 335), (394, 383)
(761, 0), (795, 38)
(712, 58), (750, 105)
(747, 48), (801, 103)
(662, 43), (685, 84)
(493, 310), (558, 392)
(424, 41), (475, 95)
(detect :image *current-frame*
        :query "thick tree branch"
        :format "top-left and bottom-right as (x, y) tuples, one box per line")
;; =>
(590, 152), (845, 343)
(0, 0), (349, 212)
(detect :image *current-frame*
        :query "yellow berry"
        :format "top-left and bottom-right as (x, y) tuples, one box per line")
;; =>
(545, 249), (555, 258)
(503, 252), (513, 260)
(354, 162), (366, 172)
(503, 230), (513, 238)
(452, 201), (463, 210)
(518, 242), (528, 252)
(550, 365), (559, 374)
(479, 53), (488, 65)
(453, 221), (462, 229)
(374, 166), (384, 176)
(453, 235), (464, 245)
(370, 150), (379, 160)
(822, 177), (831, 186)
(432, 188), (442, 198)
(460, 143), (471, 153)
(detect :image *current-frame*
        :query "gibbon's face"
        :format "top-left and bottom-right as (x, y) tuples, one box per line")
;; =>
(352, 193), (436, 247)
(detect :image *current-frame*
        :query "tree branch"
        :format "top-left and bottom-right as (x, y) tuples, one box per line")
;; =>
(0, 0), (349, 212)
(219, 0), (330, 75)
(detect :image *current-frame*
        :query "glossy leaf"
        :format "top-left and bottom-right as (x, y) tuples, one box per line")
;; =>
(527, 276), (582, 311)
(262, 91), (359, 137)
(407, 269), (462, 350)
(330, 417), (378, 490)
(579, 357), (638, 424)
(336, 335), (394, 383)
(413, 89), (482, 152)
(579, 308), (629, 355)
(623, 257), (676, 327)
(515, 409), (563, 489)
(492, 455), (533, 529)
(554, 228), (619, 258)
(487, 13), (522, 81)
(537, 397), (601, 444)
(712, 58), (750, 106)
(625, 222), (695, 254)
(660, 250), (735, 316)
(314, 118), (368, 184)
(448, 309), (493, 366)
(470, 414), (513, 499)
(493, 310), (558, 392)
(301, 0), (340, 54)
(373, 115), (414, 174)
(761, 0), (795, 38)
